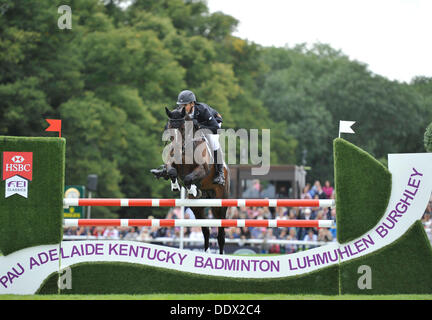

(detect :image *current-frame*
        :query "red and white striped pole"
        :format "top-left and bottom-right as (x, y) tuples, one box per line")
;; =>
(63, 198), (335, 208)
(63, 219), (333, 228)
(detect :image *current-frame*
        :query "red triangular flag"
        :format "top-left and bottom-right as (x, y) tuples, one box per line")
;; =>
(45, 119), (62, 137)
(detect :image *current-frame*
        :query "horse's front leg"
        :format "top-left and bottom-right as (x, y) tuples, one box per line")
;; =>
(184, 166), (206, 198)
(166, 164), (180, 192)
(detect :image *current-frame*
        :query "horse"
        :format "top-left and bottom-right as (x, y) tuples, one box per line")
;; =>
(163, 106), (230, 254)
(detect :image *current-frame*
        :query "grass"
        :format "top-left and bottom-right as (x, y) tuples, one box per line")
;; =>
(1, 294), (432, 300)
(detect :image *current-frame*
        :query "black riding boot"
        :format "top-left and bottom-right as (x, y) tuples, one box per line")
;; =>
(213, 150), (225, 185)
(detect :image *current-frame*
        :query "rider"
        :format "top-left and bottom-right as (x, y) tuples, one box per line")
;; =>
(151, 90), (225, 185)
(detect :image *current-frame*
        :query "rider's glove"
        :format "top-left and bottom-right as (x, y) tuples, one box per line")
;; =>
(192, 119), (200, 129)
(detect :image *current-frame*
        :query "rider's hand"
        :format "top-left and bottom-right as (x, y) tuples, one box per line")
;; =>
(192, 119), (200, 129)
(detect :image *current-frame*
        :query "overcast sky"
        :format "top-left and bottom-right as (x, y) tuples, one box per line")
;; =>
(206, 0), (432, 83)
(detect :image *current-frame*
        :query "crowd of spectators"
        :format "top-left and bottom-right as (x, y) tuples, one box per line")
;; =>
(422, 198), (432, 242)
(63, 180), (432, 253)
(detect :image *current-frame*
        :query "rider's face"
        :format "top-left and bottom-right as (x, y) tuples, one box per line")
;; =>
(181, 103), (194, 114)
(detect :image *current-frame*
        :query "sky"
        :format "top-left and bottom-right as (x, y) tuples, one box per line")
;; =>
(206, 0), (432, 83)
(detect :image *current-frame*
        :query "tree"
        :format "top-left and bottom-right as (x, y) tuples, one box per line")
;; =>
(425, 122), (432, 152)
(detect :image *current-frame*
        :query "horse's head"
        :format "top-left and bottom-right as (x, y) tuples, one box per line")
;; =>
(165, 106), (198, 131)
(165, 107), (186, 130)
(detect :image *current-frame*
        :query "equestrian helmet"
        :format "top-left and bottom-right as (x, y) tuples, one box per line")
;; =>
(176, 90), (196, 105)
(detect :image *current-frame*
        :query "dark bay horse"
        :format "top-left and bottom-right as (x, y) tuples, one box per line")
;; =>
(164, 106), (230, 254)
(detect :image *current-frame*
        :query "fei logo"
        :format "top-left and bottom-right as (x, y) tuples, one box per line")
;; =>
(2, 152), (33, 198)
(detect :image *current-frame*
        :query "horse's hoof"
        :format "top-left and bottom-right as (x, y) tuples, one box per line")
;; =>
(187, 184), (198, 197)
(171, 179), (180, 192)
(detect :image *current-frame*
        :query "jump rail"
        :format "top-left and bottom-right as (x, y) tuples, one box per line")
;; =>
(63, 198), (335, 208)
(63, 219), (334, 228)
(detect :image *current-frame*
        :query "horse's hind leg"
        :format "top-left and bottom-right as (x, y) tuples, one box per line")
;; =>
(193, 207), (210, 252)
(214, 206), (227, 254)
(217, 226), (225, 254)
(202, 227), (210, 252)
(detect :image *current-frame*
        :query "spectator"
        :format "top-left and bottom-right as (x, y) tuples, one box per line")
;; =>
(422, 212), (431, 229)
(150, 226), (161, 238)
(329, 208), (337, 239)
(247, 207), (259, 219)
(118, 226), (129, 239)
(261, 183), (276, 198)
(64, 226), (77, 236)
(288, 208), (298, 220)
(303, 228), (318, 250)
(227, 207), (239, 219)
(254, 207), (271, 219)
(317, 228), (333, 243)
(251, 226), (265, 239)
(136, 227), (152, 242)
(226, 227), (241, 239)
(316, 183), (327, 199)
(239, 206), (248, 218)
(315, 210), (325, 221)
(311, 195), (321, 217)
(297, 208), (313, 240)
(323, 180), (334, 199)
(261, 229), (279, 253)
(301, 184), (312, 199)
(243, 179), (261, 198)
(308, 181), (321, 198)
(330, 208), (337, 223)
(285, 228), (298, 254)
(301, 208), (313, 220)
(184, 207), (196, 219)
(275, 207), (287, 220)
(240, 227), (251, 241)
(189, 227), (204, 242)
(276, 185), (288, 198)
(165, 208), (175, 219)
(171, 207), (182, 218)
(238, 209), (247, 219)
(103, 226), (119, 239)
(123, 227), (139, 241)
(92, 226), (105, 238)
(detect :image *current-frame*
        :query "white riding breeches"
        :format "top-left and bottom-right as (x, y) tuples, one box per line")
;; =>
(205, 122), (222, 152)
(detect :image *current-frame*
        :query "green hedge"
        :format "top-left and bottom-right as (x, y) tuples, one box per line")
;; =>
(0, 136), (65, 255)
(340, 221), (432, 294)
(333, 138), (392, 243)
(38, 262), (339, 295)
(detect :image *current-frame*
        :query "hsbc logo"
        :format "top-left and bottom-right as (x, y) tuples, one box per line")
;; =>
(5, 163), (31, 172)
(3, 152), (33, 198)
(11, 155), (25, 163)
(2, 152), (33, 181)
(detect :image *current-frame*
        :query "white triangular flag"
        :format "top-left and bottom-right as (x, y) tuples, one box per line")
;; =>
(339, 120), (356, 137)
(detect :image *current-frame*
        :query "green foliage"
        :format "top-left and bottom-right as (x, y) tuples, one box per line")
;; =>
(425, 122), (432, 152)
(340, 221), (432, 294)
(259, 43), (431, 182)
